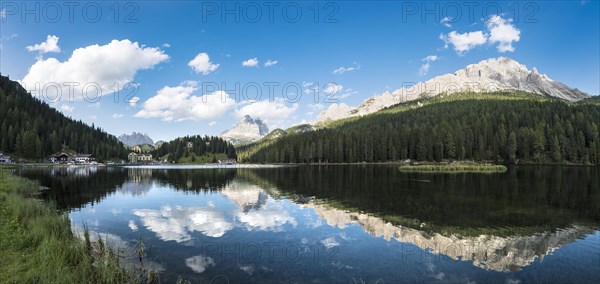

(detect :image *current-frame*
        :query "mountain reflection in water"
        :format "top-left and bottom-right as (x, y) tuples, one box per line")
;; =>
(17, 165), (600, 283)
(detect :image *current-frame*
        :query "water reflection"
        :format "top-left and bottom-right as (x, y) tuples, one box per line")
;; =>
(17, 165), (600, 282)
(131, 179), (297, 243)
(133, 205), (233, 240)
(185, 255), (215, 273)
(305, 201), (595, 272)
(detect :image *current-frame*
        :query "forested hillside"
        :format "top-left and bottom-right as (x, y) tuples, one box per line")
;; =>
(239, 92), (600, 165)
(0, 75), (127, 161)
(153, 135), (237, 163)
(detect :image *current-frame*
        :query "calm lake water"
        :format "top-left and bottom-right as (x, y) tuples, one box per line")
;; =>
(17, 165), (600, 283)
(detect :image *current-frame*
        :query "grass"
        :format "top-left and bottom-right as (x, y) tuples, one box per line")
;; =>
(0, 170), (139, 284)
(398, 162), (508, 173)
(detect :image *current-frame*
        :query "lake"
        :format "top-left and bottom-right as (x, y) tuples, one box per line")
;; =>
(17, 165), (600, 283)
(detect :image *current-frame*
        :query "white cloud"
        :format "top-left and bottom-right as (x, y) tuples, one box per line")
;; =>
(441, 17), (452, 28)
(321, 237), (340, 249)
(419, 55), (439, 76)
(303, 81), (318, 94)
(162, 43), (171, 48)
(128, 220), (138, 231)
(323, 83), (343, 94)
(26, 35), (61, 54)
(208, 121), (217, 126)
(185, 255), (215, 273)
(302, 81), (315, 88)
(135, 83), (235, 122)
(236, 200), (297, 231)
(240, 265), (255, 275)
(112, 113), (124, 118)
(440, 31), (488, 54)
(60, 104), (74, 113)
(422, 55), (438, 62)
(308, 103), (325, 111)
(321, 84), (356, 100)
(264, 59), (278, 67)
(333, 63), (360, 74)
(440, 15), (520, 54)
(1, 9), (6, 20)
(486, 15), (520, 53)
(234, 98), (298, 121)
(129, 96), (140, 107)
(188, 52), (219, 74)
(0, 33), (18, 50)
(21, 39), (168, 100)
(242, 58), (259, 67)
(419, 63), (431, 76)
(337, 88), (357, 100)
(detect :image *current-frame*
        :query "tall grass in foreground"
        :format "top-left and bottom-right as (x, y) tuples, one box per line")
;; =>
(0, 171), (139, 284)
(398, 163), (507, 173)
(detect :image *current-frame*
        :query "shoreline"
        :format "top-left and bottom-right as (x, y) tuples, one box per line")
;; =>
(0, 170), (138, 283)
(6, 160), (598, 169)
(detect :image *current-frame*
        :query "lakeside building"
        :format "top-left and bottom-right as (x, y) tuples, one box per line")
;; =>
(128, 152), (153, 164)
(50, 153), (70, 163)
(74, 154), (96, 164)
(0, 152), (13, 164)
(218, 158), (237, 164)
(49, 153), (96, 164)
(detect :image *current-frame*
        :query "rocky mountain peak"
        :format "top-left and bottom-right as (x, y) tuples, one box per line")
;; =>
(118, 132), (154, 147)
(313, 57), (590, 125)
(221, 115), (269, 145)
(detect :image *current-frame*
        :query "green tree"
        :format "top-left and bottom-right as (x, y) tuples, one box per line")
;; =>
(507, 131), (517, 163)
(445, 133), (456, 159)
(551, 135), (561, 162)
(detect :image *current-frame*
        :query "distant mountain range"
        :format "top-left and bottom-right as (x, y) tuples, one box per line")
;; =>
(314, 57), (590, 125)
(118, 132), (154, 147)
(221, 115), (269, 145)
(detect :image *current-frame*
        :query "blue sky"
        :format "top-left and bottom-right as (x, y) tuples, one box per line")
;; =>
(1, 1), (598, 141)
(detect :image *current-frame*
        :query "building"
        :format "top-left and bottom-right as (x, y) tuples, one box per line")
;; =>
(50, 153), (70, 163)
(132, 145), (142, 153)
(218, 158), (237, 164)
(74, 154), (95, 164)
(128, 152), (153, 163)
(0, 152), (13, 164)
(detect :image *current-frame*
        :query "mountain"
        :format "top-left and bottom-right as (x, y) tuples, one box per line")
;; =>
(118, 132), (154, 147)
(262, 129), (287, 141)
(238, 91), (600, 165)
(154, 140), (166, 148)
(314, 57), (591, 125)
(0, 75), (127, 161)
(221, 115), (269, 145)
